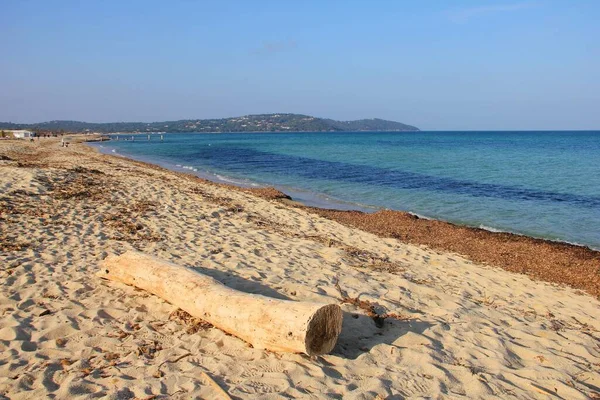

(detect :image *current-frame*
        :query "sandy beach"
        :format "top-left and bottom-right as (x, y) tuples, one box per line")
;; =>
(1, 137), (599, 399)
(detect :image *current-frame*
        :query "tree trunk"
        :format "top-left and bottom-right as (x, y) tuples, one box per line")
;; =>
(98, 251), (343, 356)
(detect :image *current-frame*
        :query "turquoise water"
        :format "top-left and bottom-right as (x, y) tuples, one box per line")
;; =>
(92, 131), (600, 249)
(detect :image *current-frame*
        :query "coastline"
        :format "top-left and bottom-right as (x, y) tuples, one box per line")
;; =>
(91, 140), (600, 298)
(2, 137), (600, 398)
(92, 133), (600, 251)
(91, 142), (377, 212)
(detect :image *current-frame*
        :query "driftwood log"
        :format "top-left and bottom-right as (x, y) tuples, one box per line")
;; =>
(98, 251), (343, 356)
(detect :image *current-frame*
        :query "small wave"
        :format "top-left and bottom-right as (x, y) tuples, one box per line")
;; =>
(478, 224), (505, 233)
(408, 212), (433, 220)
(215, 174), (250, 186)
(476, 225), (596, 249)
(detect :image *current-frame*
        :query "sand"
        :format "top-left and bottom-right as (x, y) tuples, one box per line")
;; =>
(1, 137), (599, 399)
(303, 209), (600, 299)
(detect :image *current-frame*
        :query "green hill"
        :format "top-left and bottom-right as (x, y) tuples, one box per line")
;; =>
(0, 114), (419, 133)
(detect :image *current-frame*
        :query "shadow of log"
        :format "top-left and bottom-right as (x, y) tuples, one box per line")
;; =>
(332, 311), (434, 360)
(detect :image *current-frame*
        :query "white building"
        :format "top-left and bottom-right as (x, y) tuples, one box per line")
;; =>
(8, 130), (36, 138)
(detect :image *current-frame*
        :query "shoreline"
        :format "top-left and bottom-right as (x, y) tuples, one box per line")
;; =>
(92, 140), (600, 251)
(89, 140), (600, 298)
(92, 142), (378, 212)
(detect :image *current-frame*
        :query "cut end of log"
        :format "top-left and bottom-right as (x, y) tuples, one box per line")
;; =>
(304, 304), (343, 356)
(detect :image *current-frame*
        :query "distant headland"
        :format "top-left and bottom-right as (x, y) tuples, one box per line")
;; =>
(0, 113), (419, 133)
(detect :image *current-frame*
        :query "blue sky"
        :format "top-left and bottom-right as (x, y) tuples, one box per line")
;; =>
(1, 0), (598, 130)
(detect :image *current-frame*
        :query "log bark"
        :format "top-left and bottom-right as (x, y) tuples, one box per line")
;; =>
(98, 251), (343, 356)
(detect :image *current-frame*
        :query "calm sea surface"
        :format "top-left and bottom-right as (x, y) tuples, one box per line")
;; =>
(92, 131), (600, 249)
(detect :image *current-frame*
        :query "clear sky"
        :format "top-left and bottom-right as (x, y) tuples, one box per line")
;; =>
(1, 0), (598, 130)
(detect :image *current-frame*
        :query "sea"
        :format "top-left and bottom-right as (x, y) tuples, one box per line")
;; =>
(91, 131), (600, 250)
